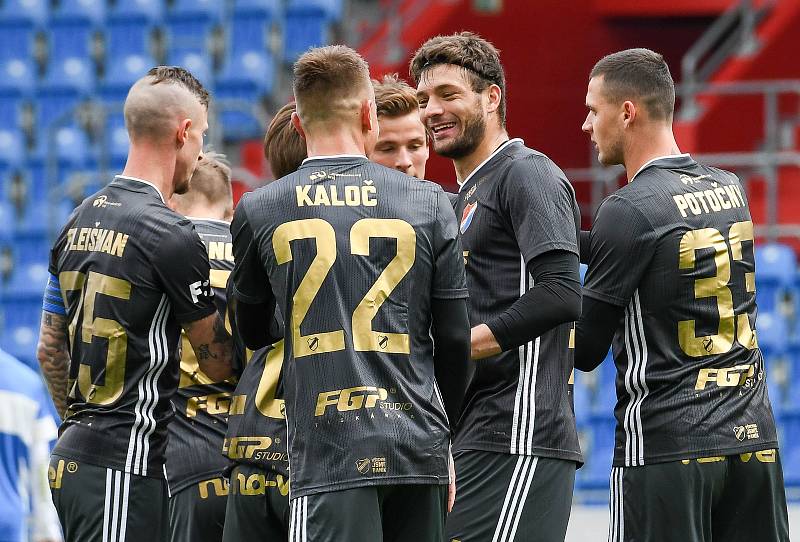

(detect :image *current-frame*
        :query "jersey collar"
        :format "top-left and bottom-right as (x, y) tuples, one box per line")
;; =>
(629, 153), (694, 183)
(114, 175), (167, 203)
(186, 216), (231, 226)
(458, 138), (524, 192)
(301, 154), (368, 165)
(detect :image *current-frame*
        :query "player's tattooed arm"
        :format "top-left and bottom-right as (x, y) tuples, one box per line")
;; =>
(183, 313), (234, 381)
(37, 311), (70, 418)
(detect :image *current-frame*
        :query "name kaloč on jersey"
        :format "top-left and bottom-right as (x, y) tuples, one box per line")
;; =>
(672, 184), (746, 218)
(295, 182), (378, 207)
(65, 227), (129, 257)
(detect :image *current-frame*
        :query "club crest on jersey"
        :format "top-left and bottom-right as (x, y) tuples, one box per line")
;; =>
(460, 202), (478, 234)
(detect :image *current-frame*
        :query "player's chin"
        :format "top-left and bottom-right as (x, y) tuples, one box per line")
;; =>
(174, 178), (191, 195)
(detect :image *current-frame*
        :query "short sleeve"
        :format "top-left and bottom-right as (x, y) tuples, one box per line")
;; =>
(432, 189), (469, 300)
(499, 155), (579, 264)
(230, 198), (272, 304)
(152, 220), (217, 323)
(583, 195), (657, 307)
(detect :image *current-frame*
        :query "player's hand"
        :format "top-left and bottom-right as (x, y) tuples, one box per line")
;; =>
(470, 324), (502, 360)
(447, 449), (456, 513)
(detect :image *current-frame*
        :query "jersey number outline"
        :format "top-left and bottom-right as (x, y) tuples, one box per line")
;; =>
(678, 220), (758, 357)
(273, 218), (416, 358)
(59, 271), (131, 404)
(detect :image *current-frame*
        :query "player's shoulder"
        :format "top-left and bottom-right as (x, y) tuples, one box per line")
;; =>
(499, 143), (568, 185)
(190, 218), (231, 239)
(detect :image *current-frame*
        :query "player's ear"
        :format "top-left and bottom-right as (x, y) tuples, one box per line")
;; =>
(622, 100), (636, 127)
(177, 118), (192, 146)
(361, 99), (375, 134)
(291, 112), (307, 140)
(486, 84), (502, 115)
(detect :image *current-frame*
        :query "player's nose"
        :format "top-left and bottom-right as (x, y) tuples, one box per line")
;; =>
(395, 150), (413, 173)
(581, 114), (592, 134)
(423, 96), (444, 119)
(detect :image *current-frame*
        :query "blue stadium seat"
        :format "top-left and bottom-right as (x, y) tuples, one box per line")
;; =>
(592, 350), (616, 414)
(48, 22), (94, 62)
(232, 0), (281, 19)
(755, 243), (796, 313)
(283, 11), (329, 63)
(104, 115), (130, 170)
(105, 21), (153, 60)
(50, 0), (105, 26)
(578, 415), (615, 489)
(165, 18), (217, 59)
(0, 26), (37, 61)
(756, 312), (788, 357)
(217, 50), (274, 93)
(169, 0), (225, 21)
(573, 371), (591, 427)
(0, 130), (24, 169)
(167, 51), (213, 89)
(0, 298), (43, 366)
(33, 91), (80, 131)
(6, 261), (49, 296)
(0, 58), (35, 96)
(42, 57), (96, 95)
(0, 0), (48, 28)
(12, 234), (49, 264)
(229, 15), (272, 56)
(0, 202), (15, 239)
(101, 53), (157, 103)
(215, 91), (264, 140)
(287, 0), (342, 21)
(14, 203), (49, 235)
(109, 0), (163, 25)
(780, 413), (800, 486)
(216, 51), (273, 139)
(0, 96), (27, 129)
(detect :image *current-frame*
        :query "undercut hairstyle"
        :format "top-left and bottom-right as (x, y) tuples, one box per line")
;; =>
(590, 48), (675, 121)
(373, 74), (418, 118)
(146, 66), (210, 109)
(172, 150), (232, 213)
(264, 102), (307, 179)
(293, 45), (372, 125)
(409, 32), (506, 126)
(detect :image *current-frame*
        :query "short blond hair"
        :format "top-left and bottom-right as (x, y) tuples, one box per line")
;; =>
(172, 150), (232, 214)
(293, 45), (372, 125)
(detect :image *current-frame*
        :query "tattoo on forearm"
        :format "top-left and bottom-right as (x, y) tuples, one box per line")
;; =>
(197, 344), (217, 361)
(37, 312), (70, 418)
(212, 315), (229, 344)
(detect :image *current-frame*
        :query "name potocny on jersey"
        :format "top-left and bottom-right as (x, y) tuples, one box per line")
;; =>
(583, 155), (779, 467)
(49, 176), (216, 478)
(165, 219), (239, 493)
(231, 156), (468, 499)
(453, 139), (583, 463)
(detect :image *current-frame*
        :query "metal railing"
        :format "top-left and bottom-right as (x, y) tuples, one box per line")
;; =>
(679, 0), (772, 121)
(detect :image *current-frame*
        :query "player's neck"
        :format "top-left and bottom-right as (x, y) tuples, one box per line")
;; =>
(453, 127), (509, 184)
(177, 204), (227, 222)
(305, 130), (368, 159)
(624, 127), (682, 182)
(121, 146), (177, 201)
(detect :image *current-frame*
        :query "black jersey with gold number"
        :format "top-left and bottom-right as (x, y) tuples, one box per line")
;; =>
(583, 155), (779, 467)
(231, 156), (468, 498)
(224, 342), (290, 478)
(48, 176), (217, 478)
(166, 219), (239, 493)
(452, 139), (582, 463)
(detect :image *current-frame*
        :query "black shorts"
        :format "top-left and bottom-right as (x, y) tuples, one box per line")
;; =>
(49, 453), (169, 542)
(169, 476), (228, 542)
(608, 449), (789, 542)
(289, 484), (447, 542)
(222, 464), (290, 542)
(445, 450), (576, 542)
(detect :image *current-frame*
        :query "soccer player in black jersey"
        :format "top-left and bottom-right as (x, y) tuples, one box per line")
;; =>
(221, 103), (305, 542)
(230, 45), (470, 542)
(577, 48), (789, 542)
(412, 33), (582, 542)
(165, 152), (239, 542)
(36, 67), (234, 542)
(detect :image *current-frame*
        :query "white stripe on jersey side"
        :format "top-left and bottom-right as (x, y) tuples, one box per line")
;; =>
(102, 468), (112, 542)
(302, 496), (308, 542)
(631, 292), (650, 466)
(139, 298), (172, 475)
(117, 472), (130, 542)
(511, 255), (539, 455)
(110, 470), (121, 541)
(290, 497), (308, 542)
(622, 291), (649, 466)
(125, 295), (169, 475)
(491, 455), (537, 542)
(510, 256), (526, 453)
(607, 467), (624, 542)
